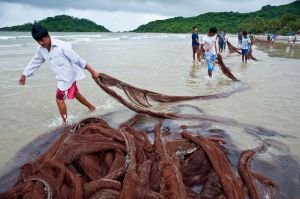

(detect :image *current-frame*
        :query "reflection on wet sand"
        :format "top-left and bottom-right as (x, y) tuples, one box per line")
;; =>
(189, 63), (200, 79)
(256, 40), (300, 59)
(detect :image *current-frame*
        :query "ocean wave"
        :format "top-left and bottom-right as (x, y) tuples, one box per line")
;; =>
(131, 36), (144, 40)
(99, 37), (121, 41)
(0, 36), (32, 40)
(73, 37), (91, 42)
(0, 34), (187, 42)
(130, 35), (180, 40)
(0, 34), (102, 40)
(0, 44), (22, 48)
(0, 36), (15, 40)
(52, 34), (102, 38)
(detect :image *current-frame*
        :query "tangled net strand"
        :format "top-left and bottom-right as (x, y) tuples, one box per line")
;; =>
(226, 41), (258, 61)
(94, 71), (242, 119)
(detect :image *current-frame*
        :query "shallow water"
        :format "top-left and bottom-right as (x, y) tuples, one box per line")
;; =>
(0, 32), (300, 178)
(256, 40), (300, 59)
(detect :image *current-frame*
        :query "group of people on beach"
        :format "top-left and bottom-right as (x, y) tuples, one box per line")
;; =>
(263, 32), (299, 45)
(192, 26), (254, 78)
(18, 23), (258, 123)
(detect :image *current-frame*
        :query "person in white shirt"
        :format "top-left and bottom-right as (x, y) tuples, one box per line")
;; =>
(241, 31), (251, 63)
(18, 24), (99, 123)
(288, 35), (293, 44)
(200, 27), (218, 78)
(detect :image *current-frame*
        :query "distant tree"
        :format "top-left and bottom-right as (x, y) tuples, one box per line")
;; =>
(133, 0), (300, 34)
(0, 15), (110, 32)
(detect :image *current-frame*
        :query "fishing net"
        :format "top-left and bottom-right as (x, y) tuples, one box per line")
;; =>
(226, 41), (258, 61)
(0, 114), (285, 199)
(246, 49), (258, 61)
(227, 41), (242, 55)
(94, 71), (240, 119)
(216, 54), (239, 82)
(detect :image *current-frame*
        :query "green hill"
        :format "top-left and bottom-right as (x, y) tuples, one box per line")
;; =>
(133, 0), (300, 34)
(0, 15), (110, 32)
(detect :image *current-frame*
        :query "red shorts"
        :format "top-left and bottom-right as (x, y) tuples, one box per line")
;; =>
(56, 81), (78, 100)
(193, 45), (199, 53)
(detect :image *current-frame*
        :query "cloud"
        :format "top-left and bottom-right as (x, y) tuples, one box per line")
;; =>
(0, 0), (295, 16)
(0, 2), (168, 31)
(0, 0), (295, 31)
(65, 10), (168, 31)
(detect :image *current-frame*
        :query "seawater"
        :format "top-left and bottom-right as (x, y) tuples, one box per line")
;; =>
(0, 31), (299, 176)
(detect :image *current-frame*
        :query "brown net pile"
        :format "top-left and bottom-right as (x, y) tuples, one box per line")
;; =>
(0, 116), (278, 199)
(226, 41), (258, 61)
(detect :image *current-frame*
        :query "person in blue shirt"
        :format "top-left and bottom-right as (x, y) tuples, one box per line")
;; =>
(192, 26), (201, 63)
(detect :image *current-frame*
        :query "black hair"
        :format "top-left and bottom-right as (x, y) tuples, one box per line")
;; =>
(209, 27), (217, 33)
(243, 31), (248, 36)
(31, 24), (48, 41)
(192, 26), (198, 30)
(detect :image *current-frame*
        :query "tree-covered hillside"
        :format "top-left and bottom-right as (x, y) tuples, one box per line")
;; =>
(133, 0), (300, 34)
(0, 15), (110, 32)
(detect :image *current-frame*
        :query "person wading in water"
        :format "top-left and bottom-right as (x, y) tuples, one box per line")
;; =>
(18, 24), (99, 123)
(191, 26), (201, 63)
(200, 27), (218, 78)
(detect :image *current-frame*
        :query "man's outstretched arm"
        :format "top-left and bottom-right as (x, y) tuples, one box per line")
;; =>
(19, 49), (45, 85)
(85, 64), (99, 78)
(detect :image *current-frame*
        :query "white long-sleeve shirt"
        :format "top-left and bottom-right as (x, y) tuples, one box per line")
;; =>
(23, 37), (86, 91)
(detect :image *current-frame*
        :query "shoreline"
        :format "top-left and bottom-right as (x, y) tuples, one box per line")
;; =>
(255, 35), (300, 45)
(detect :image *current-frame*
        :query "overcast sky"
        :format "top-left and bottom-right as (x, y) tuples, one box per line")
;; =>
(0, 0), (295, 31)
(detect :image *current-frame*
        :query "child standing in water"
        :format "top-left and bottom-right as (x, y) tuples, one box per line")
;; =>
(200, 27), (218, 78)
(191, 26), (201, 63)
(241, 31), (251, 63)
(18, 24), (99, 123)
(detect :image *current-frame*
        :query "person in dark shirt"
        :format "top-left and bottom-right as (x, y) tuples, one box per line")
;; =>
(192, 26), (201, 63)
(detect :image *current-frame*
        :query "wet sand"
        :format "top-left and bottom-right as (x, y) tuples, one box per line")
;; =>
(256, 39), (300, 59)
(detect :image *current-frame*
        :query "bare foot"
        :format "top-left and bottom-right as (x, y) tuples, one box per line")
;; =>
(62, 117), (67, 124)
